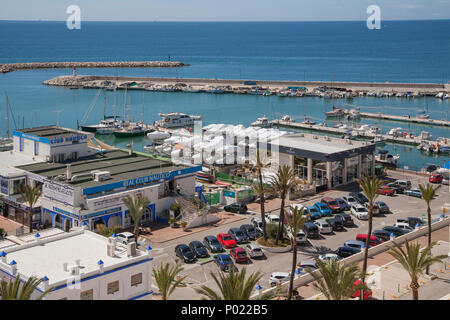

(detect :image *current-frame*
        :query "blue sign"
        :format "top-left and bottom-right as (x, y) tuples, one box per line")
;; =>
(13, 131), (51, 144)
(84, 207), (122, 219)
(223, 190), (235, 198)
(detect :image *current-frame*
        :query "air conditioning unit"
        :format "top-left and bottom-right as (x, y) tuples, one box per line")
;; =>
(107, 243), (115, 257)
(127, 242), (137, 257)
(92, 170), (111, 182)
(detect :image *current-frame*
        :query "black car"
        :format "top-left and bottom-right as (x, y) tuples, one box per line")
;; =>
(175, 244), (197, 263)
(203, 235), (225, 253)
(335, 198), (351, 212)
(372, 229), (391, 242)
(240, 224), (258, 240)
(325, 218), (344, 231)
(386, 182), (405, 194)
(350, 192), (369, 204)
(302, 222), (320, 239)
(213, 254), (237, 272)
(382, 226), (409, 237)
(228, 227), (249, 244)
(334, 213), (354, 227)
(224, 203), (248, 214)
(188, 241), (209, 258)
(336, 246), (361, 258)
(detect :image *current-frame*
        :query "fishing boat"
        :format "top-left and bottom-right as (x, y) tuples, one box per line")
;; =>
(375, 150), (399, 166)
(154, 112), (202, 128)
(251, 116), (271, 128)
(301, 117), (316, 125)
(325, 106), (345, 117)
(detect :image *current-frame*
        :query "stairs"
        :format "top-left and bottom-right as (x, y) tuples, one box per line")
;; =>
(171, 192), (204, 227)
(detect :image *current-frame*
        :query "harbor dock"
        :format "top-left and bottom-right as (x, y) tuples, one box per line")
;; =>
(360, 112), (450, 127)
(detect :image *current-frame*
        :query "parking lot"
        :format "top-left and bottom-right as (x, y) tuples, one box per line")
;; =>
(150, 170), (450, 299)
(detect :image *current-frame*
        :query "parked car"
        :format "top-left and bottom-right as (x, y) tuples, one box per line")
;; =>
(188, 241), (209, 258)
(250, 217), (264, 235)
(313, 202), (332, 217)
(325, 218), (344, 231)
(377, 185), (395, 196)
(391, 180), (412, 190)
(336, 246), (361, 258)
(286, 227), (308, 244)
(355, 234), (383, 247)
(318, 253), (340, 263)
(350, 192), (369, 204)
(375, 201), (390, 214)
(297, 260), (318, 272)
(334, 213), (354, 227)
(335, 198), (351, 212)
(230, 247), (249, 264)
(321, 197), (341, 213)
(203, 235), (225, 253)
(213, 254), (236, 272)
(372, 229), (392, 242)
(364, 202), (380, 215)
(245, 243), (264, 259)
(429, 173), (444, 184)
(224, 202), (248, 214)
(442, 176), (449, 185)
(216, 233), (237, 249)
(350, 204), (369, 220)
(175, 244), (197, 263)
(116, 232), (135, 245)
(265, 214), (280, 224)
(352, 280), (372, 300)
(314, 220), (333, 234)
(386, 182), (405, 194)
(228, 227), (249, 244)
(305, 205), (322, 220)
(404, 188), (423, 198)
(269, 272), (290, 287)
(344, 240), (366, 250)
(382, 226), (409, 237)
(240, 224), (258, 240)
(343, 195), (358, 206)
(397, 217), (425, 229)
(393, 222), (414, 232)
(302, 222), (320, 239)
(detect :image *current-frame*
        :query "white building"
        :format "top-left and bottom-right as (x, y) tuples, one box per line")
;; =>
(0, 229), (153, 300)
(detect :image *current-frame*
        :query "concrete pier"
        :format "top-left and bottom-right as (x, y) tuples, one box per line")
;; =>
(360, 112), (450, 127)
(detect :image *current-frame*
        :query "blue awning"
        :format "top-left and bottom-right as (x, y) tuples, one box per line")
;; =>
(443, 161), (450, 169)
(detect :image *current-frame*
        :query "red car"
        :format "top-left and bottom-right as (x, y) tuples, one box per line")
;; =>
(321, 197), (341, 213)
(429, 174), (443, 184)
(376, 186), (395, 196)
(352, 280), (372, 300)
(356, 234), (384, 247)
(216, 233), (237, 249)
(230, 247), (248, 263)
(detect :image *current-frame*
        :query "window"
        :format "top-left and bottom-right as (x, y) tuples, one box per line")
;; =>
(107, 280), (120, 295)
(80, 289), (93, 300)
(131, 273), (143, 287)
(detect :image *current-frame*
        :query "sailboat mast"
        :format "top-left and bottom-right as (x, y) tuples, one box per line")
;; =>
(142, 90), (145, 124)
(113, 88), (117, 122)
(103, 90), (106, 120)
(6, 93), (10, 138)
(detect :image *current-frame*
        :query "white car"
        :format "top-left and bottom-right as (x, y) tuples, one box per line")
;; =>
(289, 203), (305, 213)
(269, 272), (290, 287)
(351, 204), (369, 220)
(286, 226), (308, 244)
(314, 220), (333, 234)
(265, 214), (280, 224)
(394, 222), (414, 232)
(116, 232), (135, 245)
(318, 253), (340, 263)
(343, 195), (358, 206)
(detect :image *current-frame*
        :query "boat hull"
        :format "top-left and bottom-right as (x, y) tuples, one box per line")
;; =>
(80, 125), (98, 133)
(113, 130), (151, 137)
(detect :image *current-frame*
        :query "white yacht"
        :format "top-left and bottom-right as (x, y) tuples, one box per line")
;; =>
(281, 115), (295, 122)
(154, 112), (202, 128)
(375, 150), (399, 165)
(147, 130), (171, 142)
(251, 116), (271, 128)
(345, 108), (360, 120)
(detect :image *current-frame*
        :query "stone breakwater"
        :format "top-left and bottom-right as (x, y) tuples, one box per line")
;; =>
(0, 61), (187, 73)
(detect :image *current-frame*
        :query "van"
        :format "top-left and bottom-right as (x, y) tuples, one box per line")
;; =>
(302, 222), (320, 239)
(117, 232), (135, 245)
(356, 234), (383, 247)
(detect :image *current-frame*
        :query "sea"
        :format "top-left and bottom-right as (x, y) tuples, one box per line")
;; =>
(0, 20), (449, 171)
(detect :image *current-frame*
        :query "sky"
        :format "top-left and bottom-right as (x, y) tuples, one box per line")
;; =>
(1, 0), (450, 21)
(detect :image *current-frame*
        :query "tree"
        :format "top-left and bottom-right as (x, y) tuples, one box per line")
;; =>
(387, 240), (446, 300)
(418, 183), (441, 275)
(250, 150), (270, 241)
(268, 165), (298, 245)
(17, 181), (42, 233)
(285, 205), (309, 300)
(152, 263), (188, 300)
(355, 173), (384, 299)
(122, 195), (150, 241)
(97, 224), (121, 238)
(306, 259), (364, 300)
(195, 267), (276, 300)
(1, 275), (52, 300)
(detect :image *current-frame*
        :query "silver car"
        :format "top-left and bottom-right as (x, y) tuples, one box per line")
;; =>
(245, 243), (264, 258)
(314, 220), (333, 234)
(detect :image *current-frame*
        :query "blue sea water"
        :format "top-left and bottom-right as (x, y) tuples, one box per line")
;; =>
(0, 20), (449, 170)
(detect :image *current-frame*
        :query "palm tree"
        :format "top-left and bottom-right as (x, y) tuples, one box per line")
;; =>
(306, 259), (364, 300)
(268, 165), (298, 245)
(250, 150), (270, 241)
(285, 205), (309, 300)
(17, 181), (42, 233)
(122, 195), (150, 241)
(355, 173), (384, 299)
(387, 240), (446, 300)
(195, 267), (276, 300)
(152, 263), (188, 300)
(1, 275), (52, 300)
(418, 183), (441, 275)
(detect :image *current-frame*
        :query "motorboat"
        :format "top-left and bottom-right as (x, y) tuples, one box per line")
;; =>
(281, 115), (295, 122)
(147, 130), (171, 142)
(0, 137), (13, 151)
(375, 150), (399, 165)
(251, 116), (271, 128)
(301, 117), (316, 125)
(345, 108), (360, 120)
(325, 107), (345, 117)
(155, 112), (202, 128)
